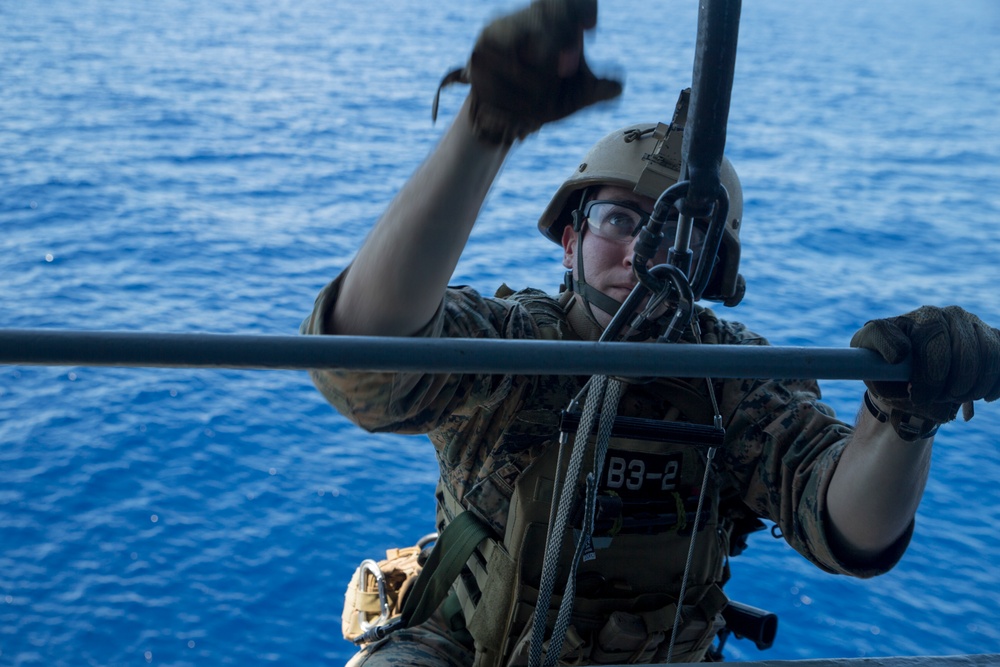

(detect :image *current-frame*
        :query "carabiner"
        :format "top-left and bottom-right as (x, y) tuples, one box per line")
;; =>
(357, 558), (391, 632)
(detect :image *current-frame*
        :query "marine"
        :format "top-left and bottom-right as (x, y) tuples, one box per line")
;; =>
(300, 0), (1000, 664)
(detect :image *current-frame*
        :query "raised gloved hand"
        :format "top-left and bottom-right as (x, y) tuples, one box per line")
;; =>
(433, 0), (623, 145)
(850, 305), (1000, 437)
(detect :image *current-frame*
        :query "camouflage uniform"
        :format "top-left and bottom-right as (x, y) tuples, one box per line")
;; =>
(304, 272), (912, 665)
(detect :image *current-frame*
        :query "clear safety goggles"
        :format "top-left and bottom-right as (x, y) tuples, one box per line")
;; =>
(583, 200), (705, 256)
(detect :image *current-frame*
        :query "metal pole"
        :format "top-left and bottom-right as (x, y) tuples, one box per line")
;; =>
(0, 329), (909, 380)
(682, 0), (742, 210)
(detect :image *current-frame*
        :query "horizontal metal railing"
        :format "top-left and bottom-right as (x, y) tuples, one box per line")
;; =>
(0, 329), (909, 380)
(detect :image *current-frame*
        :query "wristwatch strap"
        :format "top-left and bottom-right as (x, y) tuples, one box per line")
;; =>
(863, 390), (939, 442)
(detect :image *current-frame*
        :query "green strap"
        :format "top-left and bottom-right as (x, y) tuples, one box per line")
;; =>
(400, 511), (492, 629)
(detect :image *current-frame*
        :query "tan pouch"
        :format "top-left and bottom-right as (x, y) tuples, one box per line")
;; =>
(590, 611), (664, 664)
(651, 585), (729, 663)
(341, 544), (426, 643)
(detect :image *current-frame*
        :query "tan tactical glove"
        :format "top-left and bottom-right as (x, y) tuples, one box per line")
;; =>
(850, 305), (1000, 438)
(433, 0), (623, 145)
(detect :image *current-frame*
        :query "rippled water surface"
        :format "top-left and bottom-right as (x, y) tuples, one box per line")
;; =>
(2, 0), (999, 664)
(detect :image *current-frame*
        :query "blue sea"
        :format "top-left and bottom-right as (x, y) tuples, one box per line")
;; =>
(2, 0), (999, 664)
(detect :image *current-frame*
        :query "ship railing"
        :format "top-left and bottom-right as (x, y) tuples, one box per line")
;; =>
(0, 329), (909, 380)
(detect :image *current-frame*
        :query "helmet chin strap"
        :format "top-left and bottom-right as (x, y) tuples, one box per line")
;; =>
(567, 198), (626, 329)
(569, 266), (624, 331)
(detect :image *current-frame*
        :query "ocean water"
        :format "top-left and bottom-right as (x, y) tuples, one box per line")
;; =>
(2, 0), (999, 665)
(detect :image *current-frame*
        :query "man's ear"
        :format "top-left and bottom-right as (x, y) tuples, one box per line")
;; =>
(561, 224), (578, 270)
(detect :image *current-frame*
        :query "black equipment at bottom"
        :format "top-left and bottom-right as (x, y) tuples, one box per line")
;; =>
(721, 600), (778, 651)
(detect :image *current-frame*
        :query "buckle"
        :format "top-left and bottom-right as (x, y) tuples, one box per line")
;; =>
(894, 412), (940, 442)
(863, 391), (939, 442)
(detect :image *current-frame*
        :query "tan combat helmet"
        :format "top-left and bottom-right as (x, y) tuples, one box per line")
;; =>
(538, 104), (746, 307)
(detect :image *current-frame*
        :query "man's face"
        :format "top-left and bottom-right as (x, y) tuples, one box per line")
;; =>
(560, 184), (704, 327)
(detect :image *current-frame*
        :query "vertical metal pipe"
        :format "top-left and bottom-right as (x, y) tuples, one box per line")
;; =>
(681, 0), (742, 212)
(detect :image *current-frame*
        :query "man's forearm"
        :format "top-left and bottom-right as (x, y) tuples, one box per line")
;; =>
(331, 97), (510, 337)
(826, 403), (933, 562)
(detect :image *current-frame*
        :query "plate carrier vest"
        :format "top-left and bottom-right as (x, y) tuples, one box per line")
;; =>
(438, 379), (737, 665)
